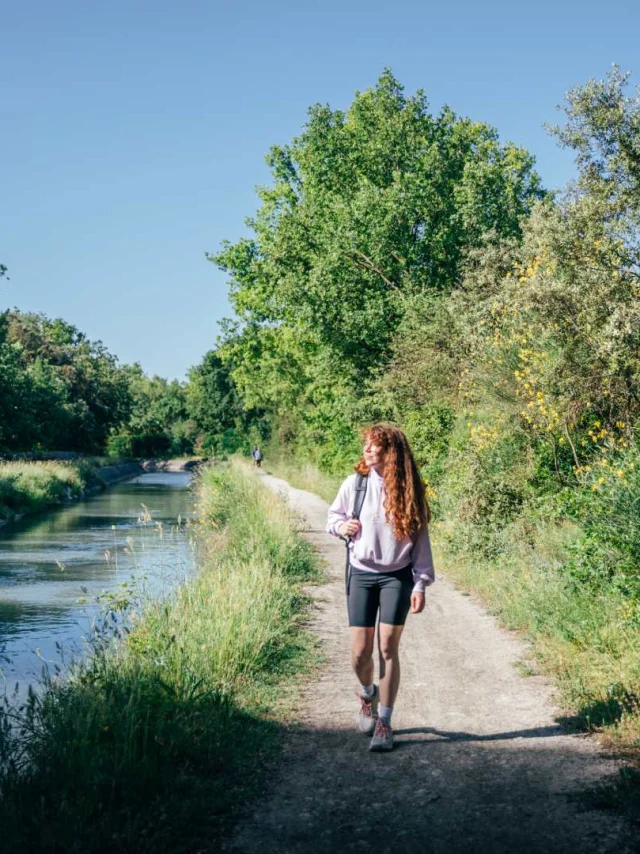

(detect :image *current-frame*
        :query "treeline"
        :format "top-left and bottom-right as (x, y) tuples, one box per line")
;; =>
(0, 296), (251, 457)
(205, 68), (640, 735)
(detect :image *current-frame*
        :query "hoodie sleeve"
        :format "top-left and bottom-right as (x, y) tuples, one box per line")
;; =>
(326, 475), (354, 537)
(411, 524), (436, 593)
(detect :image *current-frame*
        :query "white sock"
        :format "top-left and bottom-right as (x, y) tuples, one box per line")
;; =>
(361, 683), (375, 699)
(378, 704), (393, 725)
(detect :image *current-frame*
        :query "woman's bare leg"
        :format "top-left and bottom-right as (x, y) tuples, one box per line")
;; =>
(377, 623), (405, 709)
(350, 626), (376, 688)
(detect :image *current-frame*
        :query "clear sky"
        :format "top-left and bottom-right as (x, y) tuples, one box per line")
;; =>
(2, 1), (639, 379)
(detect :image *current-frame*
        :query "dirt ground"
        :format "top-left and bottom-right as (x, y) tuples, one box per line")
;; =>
(225, 473), (635, 854)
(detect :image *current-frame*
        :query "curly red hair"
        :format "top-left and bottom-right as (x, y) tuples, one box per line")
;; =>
(355, 424), (431, 539)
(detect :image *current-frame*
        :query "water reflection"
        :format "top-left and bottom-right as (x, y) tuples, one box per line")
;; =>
(0, 472), (195, 688)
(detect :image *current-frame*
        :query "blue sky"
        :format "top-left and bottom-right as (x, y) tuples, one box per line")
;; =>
(2, 1), (639, 379)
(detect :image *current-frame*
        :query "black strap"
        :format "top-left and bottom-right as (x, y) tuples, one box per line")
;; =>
(352, 472), (368, 520)
(345, 473), (368, 594)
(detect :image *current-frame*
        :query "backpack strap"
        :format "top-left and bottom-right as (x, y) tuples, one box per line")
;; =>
(345, 473), (368, 595)
(352, 472), (368, 520)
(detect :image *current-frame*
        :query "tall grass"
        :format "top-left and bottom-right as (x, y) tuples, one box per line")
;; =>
(0, 463), (319, 853)
(435, 514), (640, 748)
(0, 460), (100, 521)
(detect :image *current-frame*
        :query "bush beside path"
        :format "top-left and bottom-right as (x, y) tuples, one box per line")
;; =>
(226, 472), (634, 854)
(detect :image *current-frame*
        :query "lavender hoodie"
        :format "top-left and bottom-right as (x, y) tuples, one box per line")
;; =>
(326, 469), (435, 593)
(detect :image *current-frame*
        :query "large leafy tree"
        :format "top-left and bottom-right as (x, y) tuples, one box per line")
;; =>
(211, 70), (544, 462)
(550, 65), (640, 215)
(107, 364), (194, 457)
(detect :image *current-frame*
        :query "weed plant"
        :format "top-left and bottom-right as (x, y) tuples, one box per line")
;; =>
(0, 463), (319, 853)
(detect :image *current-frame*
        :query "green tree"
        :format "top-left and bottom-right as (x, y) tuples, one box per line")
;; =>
(211, 70), (544, 465)
(550, 65), (640, 216)
(5, 312), (132, 452)
(187, 348), (267, 454)
(109, 365), (194, 457)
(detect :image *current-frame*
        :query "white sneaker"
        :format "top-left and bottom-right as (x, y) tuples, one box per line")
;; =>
(369, 718), (394, 752)
(355, 685), (379, 735)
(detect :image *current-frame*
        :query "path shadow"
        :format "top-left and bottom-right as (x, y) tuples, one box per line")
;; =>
(393, 724), (567, 742)
(228, 725), (633, 854)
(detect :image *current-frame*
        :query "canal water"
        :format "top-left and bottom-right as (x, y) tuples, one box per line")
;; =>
(0, 472), (195, 692)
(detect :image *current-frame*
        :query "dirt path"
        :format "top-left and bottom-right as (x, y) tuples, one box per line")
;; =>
(226, 473), (633, 854)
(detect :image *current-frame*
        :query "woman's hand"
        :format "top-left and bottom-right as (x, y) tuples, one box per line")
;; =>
(339, 519), (362, 538)
(410, 591), (425, 614)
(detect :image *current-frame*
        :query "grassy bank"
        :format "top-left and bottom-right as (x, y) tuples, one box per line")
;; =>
(0, 463), (319, 853)
(434, 516), (640, 750)
(0, 459), (104, 523)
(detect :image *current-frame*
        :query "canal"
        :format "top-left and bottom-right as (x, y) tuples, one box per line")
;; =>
(0, 471), (195, 692)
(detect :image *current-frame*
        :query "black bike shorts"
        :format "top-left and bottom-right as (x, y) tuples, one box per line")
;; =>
(347, 565), (414, 627)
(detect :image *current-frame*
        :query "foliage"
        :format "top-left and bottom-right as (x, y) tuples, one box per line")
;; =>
(550, 65), (640, 218)
(108, 364), (196, 458)
(0, 306), (200, 459)
(0, 311), (132, 453)
(186, 348), (267, 456)
(210, 70), (544, 466)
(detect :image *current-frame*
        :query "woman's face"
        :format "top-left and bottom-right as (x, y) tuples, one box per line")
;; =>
(363, 436), (385, 470)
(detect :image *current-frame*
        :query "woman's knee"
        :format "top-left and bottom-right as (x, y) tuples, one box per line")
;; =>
(350, 631), (374, 666)
(378, 626), (403, 661)
(378, 641), (400, 662)
(352, 642), (374, 667)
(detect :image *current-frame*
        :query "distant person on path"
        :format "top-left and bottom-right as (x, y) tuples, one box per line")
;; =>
(326, 424), (435, 752)
(252, 446), (263, 468)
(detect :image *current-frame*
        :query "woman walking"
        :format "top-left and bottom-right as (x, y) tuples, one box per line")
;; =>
(326, 424), (435, 752)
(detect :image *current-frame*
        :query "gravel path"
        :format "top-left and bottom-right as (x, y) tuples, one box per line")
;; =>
(226, 473), (633, 854)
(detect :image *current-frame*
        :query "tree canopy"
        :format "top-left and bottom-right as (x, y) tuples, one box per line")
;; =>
(210, 70), (545, 464)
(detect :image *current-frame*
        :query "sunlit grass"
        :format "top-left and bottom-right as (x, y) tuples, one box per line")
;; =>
(435, 515), (640, 749)
(0, 460), (96, 520)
